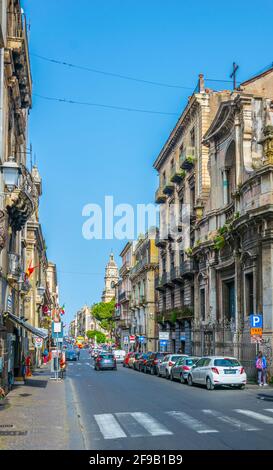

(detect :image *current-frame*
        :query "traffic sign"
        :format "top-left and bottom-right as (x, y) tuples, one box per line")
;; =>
(251, 327), (263, 336)
(249, 314), (263, 328)
(160, 340), (168, 346)
(159, 332), (169, 340)
(34, 337), (43, 348)
(251, 335), (262, 344)
(129, 335), (135, 343)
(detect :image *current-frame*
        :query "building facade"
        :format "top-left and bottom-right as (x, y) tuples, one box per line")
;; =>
(114, 242), (136, 350)
(191, 68), (273, 378)
(153, 75), (229, 354)
(129, 232), (159, 352)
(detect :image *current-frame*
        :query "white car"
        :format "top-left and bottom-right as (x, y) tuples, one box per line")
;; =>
(158, 354), (188, 379)
(112, 349), (126, 363)
(187, 356), (247, 390)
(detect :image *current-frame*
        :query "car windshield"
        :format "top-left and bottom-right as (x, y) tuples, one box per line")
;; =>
(186, 358), (199, 366)
(214, 358), (240, 367)
(99, 354), (113, 359)
(171, 356), (183, 362)
(156, 353), (165, 358)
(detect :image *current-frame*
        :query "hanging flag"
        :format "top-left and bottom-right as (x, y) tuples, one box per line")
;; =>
(59, 304), (65, 315)
(24, 261), (39, 281)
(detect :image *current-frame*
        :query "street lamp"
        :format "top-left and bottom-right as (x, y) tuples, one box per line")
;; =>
(1, 156), (20, 192)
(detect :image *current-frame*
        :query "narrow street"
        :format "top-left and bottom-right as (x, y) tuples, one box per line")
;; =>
(65, 350), (273, 450)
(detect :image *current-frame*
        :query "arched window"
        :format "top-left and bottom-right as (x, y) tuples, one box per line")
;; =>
(223, 141), (236, 204)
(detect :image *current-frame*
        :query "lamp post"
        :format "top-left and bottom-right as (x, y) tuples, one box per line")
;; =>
(1, 156), (20, 191)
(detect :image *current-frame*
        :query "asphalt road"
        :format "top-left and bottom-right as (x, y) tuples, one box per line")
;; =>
(65, 350), (273, 450)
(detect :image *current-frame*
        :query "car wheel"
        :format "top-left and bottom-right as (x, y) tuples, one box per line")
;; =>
(187, 374), (193, 386)
(206, 377), (214, 390)
(238, 384), (245, 390)
(180, 374), (185, 384)
(123, 363), (125, 367)
(151, 367), (154, 376)
(157, 369), (161, 377)
(170, 372), (174, 381)
(143, 366), (147, 374)
(165, 369), (169, 379)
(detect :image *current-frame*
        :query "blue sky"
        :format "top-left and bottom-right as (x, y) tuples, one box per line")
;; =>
(22, 0), (273, 327)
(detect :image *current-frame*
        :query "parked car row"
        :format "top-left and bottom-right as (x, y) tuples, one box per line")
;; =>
(123, 352), (247, 390)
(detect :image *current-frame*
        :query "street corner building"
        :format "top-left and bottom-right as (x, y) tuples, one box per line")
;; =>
(0, 1), (59, 393)
(153, 70), (273, 380)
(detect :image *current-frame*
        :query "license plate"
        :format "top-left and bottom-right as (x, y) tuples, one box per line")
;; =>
(104, 360), (110, 363)
(224, 370), (236, 374)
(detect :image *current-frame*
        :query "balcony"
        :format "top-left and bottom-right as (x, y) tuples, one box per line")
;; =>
(179, 147), (196, 171)
(163, 179), (175, 195)
(119, 290), (131, 303)
(7, 253), (21, 281)
(155, 187), (167, 204)
(170, 163), (186, 184)
(155, 233), (167, 248)
(119, 262), (131, 276)
(180, 260), (196, 278)
(118, 319), (131, 329)
(6, 165), (37, 231)
(170, 266), (183, 284)
(7, 15), (32, 108)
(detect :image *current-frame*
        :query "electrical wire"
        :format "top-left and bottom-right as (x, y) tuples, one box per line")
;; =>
(31, 52), (193, 90)
(33, 93), (180, 116)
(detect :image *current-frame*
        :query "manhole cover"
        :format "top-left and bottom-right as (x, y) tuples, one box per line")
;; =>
(0, 425), (13, 428)
(0, 431), (27, 436)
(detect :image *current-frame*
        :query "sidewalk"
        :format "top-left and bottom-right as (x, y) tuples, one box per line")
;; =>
(0, 364), (70, 450)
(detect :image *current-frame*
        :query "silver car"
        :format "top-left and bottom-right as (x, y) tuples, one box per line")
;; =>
(158, 354), (188, 379)
(170, 356), (200, 383)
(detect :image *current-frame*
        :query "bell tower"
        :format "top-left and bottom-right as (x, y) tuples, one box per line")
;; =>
(101, 252), (119, 303)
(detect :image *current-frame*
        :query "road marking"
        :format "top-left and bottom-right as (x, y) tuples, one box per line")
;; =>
(131, 412), (173, 436)
(94, 414), (127, 439)
(202, 409), (260, 431)
(166, 411), (218, 434)
(264, 409), (273, 413)
(115, 413), (150, 437)
(235, 409), (273, 424)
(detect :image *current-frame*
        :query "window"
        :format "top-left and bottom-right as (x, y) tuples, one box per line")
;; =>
(200, 288), (205, 321)
(163, 293), (166, 311)
(170, 252), (175, 270)
(171, 290), (175, 309)
(245, 273), (254, 316)
(162, 256), (166, 273)
(180, 289), (184, 306)
(190, 128), (195, 147)
(223, 280), (235, 320)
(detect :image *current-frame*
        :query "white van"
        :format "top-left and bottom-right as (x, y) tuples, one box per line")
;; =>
(113, 349), (126, 363)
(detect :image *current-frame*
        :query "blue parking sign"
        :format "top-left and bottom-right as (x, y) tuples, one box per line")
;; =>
(249, 314), (263, 328)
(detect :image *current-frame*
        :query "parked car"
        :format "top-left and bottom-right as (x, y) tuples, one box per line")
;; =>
(95, 353), (117, 371)
(140, 352), (154, 373)
(170, 356), (200, 383)
(134, 353), (152, 372)
(128, 352), (141, 369)
(145, 352), (169, 375)
(158, 354), (188, 379)
(113, 349), (126, 363)
(123, 352), (134, 367)
(65, 349), (78, 361)
(187, 356), (247, 390)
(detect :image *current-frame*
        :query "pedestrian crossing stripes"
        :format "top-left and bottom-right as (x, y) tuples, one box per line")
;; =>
(93, 408), (273, 440)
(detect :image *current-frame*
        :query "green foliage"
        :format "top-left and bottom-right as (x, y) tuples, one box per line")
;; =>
(86, 330), (106, 343)
(171, 310), (177, 323)
(213, 235), (225, 250)
(92, 300), (115, 332)
(185, 248), (193, 256)
(186, 156), (195, 164)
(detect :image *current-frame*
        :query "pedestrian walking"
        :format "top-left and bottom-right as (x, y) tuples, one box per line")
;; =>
(256, 351), (268, 386)
(60, 352), (66, 379)
(76, 348), (80, 360)
(42, 348), (49, 364)
(25, 353), (32, 377)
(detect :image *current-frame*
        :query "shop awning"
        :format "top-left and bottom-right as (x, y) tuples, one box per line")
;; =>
(7, 313), (48, 340)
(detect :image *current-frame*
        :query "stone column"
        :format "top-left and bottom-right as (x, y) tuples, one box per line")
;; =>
(261, 243), (273, 332)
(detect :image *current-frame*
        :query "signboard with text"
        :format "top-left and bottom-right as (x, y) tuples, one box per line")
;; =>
(159, 332), (169, 340)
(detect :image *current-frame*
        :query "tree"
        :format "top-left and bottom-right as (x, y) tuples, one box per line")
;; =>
(91, 300), (115, 334)
(86, 330), (106, 344)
